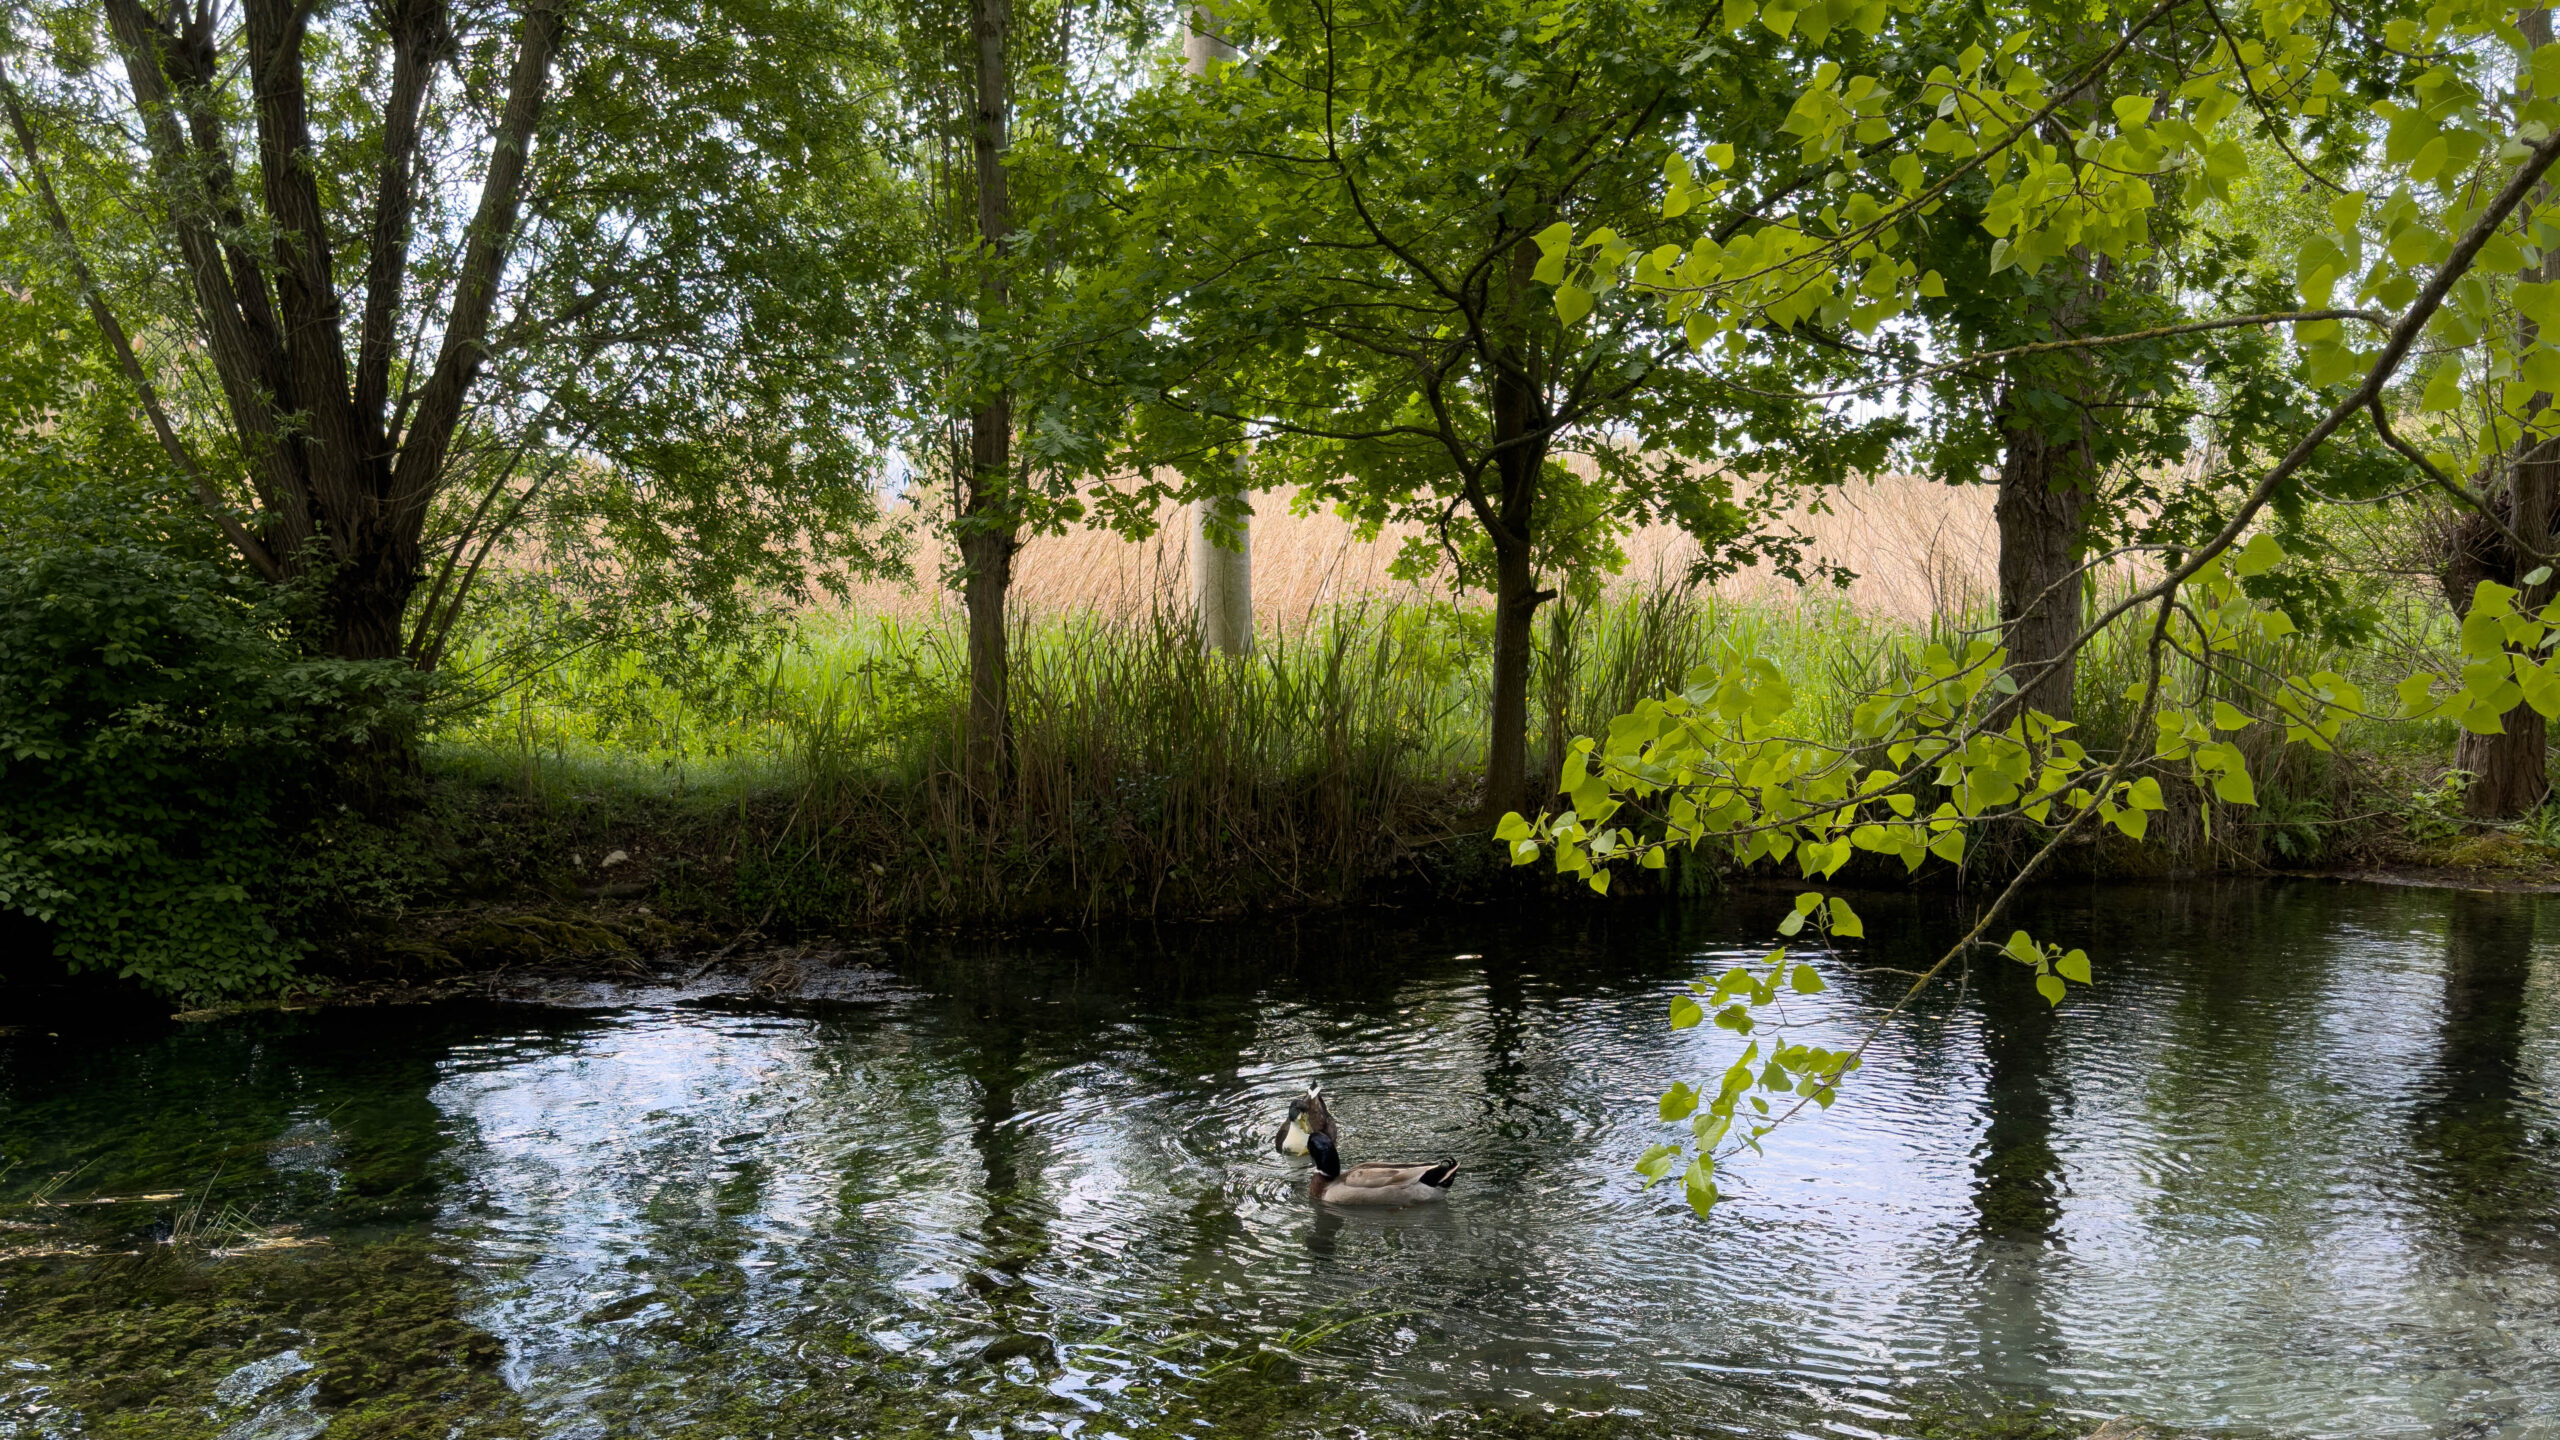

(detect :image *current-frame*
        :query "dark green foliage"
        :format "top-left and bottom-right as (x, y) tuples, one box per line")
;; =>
(0, 545), (418, 1000)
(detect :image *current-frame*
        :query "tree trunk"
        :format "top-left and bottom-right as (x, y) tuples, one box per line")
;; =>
(1478, 241), (1552, 821)
(2449, 6), (2557, 820)
(70, 0), (561, 665)
(960, 456), (1014, 789)
(1190, 485), (1253, 656)
(1485, 532), (1545, 820)
(963, 0), (1015, 789)
(1993, 410), (2091, 721)
(332, 569), (419, 662)
(1538, 596), (1574, 796)
(2449, 435), (2558, 818)
(1183, 11), (1251, 657)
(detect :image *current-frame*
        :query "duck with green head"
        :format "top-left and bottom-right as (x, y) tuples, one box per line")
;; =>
(1272, 1084), (1336, 1158)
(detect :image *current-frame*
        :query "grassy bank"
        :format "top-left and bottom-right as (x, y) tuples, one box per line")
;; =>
(10, 566), (2517, 1008)
(351, 583), (2487, 963)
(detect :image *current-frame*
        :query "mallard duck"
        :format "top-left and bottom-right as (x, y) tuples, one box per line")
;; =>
(1304, 1131), (1457, 1206)
(1272, 1084), (1336, 1158)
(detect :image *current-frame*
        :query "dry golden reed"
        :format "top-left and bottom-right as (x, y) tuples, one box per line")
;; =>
(839, 472), (1997, 628)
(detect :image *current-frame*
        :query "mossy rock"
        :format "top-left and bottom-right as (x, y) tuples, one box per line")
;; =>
(366, 937), (459, 976)
(2426, 832), (2538, 870)
(443, 914), (630, 967)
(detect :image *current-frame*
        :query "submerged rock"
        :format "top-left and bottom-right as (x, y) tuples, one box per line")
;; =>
(977, 1333), (1054, 1367)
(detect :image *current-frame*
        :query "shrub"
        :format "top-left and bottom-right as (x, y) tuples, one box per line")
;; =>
(0, 545), (417, 1000)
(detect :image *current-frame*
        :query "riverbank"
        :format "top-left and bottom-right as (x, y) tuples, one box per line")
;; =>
(13, 736), (2537, 1023)
(3, 576), (2523, 1011)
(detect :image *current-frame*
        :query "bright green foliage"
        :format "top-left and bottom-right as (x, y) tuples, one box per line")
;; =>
(1070, 0), (1897, 551)
(0, 546), (416, 999)
(1545, 0), (2546, 436)
(1632, 890), (1864, 1217)
(2, 0), (914, 670)
(1488, 0), (2560, 1216)
(1510, 540), (2554, 1208)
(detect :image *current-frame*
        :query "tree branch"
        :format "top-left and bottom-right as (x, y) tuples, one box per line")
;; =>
(386, 0), (568, 540)
(0, 59), (280, 580)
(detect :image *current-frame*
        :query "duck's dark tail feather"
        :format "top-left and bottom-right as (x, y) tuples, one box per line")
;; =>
(1422, 1159), (1459, 1189)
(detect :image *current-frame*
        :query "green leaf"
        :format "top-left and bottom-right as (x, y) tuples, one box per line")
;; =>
(2055, 949), (2090, 984)
(2035, 972), (2067, 1006)
(1793, 891), (1825, 915)
(2211, 701), (2253, 731)
(1825, 895), (1864, 938)
(1682, 1156), (1719, 1217)
(2421, 360), (2466, 414)
(2233, 533), (2286, 577)
(1790, 963), (1826, 994)
(1554, 280), (1593, 326)
(1776, 908), (1806, 936)
(2396, 673), (2436, 717)
(1493, 811), (1532, 842)
(2212, 762), (2257, 807)
(1659, 1080), (1701, 1120)
(1634, 1142), (1683, 1187)
(1669, 994), (1704, 1029)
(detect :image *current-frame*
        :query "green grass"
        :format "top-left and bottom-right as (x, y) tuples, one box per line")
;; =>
(432, 589), (1921, 799)
(412, 579), (2457, 934)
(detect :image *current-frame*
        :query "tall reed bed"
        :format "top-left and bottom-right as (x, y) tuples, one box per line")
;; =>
(428, 578), (2387, 930)
(431, 589), (1922, 924)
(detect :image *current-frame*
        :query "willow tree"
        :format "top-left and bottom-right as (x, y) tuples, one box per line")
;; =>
(0, 0), (911, 668)
(1076, 0), (1896, 818)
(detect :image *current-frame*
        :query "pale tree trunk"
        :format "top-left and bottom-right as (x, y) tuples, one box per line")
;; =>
(1189, 470), (1254, 656)
(2448, 7), (2558, 820)
(1184, 8), (1253, 657)
(962, 0), (1016, 789)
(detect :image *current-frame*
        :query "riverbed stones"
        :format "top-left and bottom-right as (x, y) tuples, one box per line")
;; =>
(977, 1333), (1055, 1367)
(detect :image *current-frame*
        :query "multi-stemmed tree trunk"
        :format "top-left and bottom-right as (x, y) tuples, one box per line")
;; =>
(2442, 7), (2558, 821)
(960, 0), (1018, 789)
(2, 0), (564, 662)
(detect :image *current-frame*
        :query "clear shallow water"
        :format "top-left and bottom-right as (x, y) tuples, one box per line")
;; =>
(4, 880), (2559, 1438)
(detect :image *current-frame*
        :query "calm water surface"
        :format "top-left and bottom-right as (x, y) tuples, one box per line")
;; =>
(4, 880), (2559, 1438)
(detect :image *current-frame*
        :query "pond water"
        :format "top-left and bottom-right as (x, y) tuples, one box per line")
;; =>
(4, 880), (2559, 1439)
